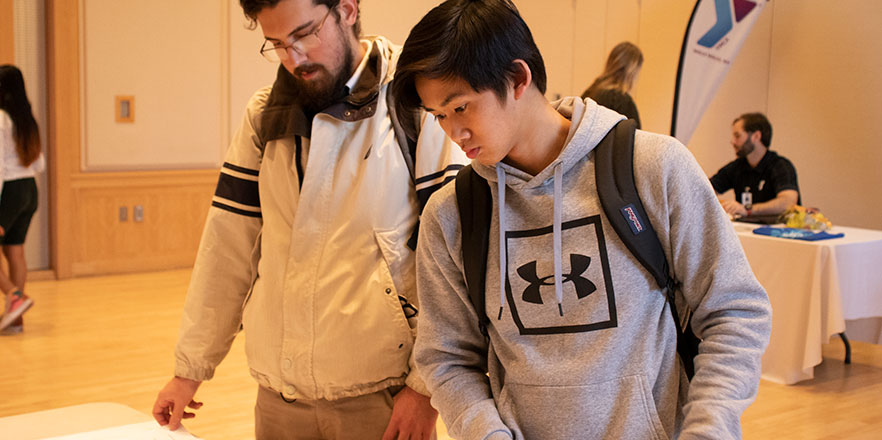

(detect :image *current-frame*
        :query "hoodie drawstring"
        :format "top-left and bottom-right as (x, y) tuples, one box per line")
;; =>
(497, 164), (565, 318)
(496, 166), (507, 320)
(553, 163), (564, 316)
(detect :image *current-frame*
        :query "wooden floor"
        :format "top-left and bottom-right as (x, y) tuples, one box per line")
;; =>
(1, 270), (880, 439)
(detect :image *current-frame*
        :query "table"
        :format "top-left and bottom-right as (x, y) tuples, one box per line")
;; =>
(0, 402), (148, 439)
(0, 402), (198, 439)
(734, 223), (882, 384)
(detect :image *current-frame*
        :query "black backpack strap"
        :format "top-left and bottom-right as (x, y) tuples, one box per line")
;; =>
(594, 120), (669, 288)
(455, 164), (492, 339)
(595, 119), (699, 379)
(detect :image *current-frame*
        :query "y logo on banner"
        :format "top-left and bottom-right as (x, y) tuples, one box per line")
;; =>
(698, 0), (758, 48)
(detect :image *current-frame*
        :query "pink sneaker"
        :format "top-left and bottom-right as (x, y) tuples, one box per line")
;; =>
(0, 316), (22, 335)
(0, 292), (32, 331)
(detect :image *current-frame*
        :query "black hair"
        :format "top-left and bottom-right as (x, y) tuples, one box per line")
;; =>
(0, 65), (41, 167)
(735, 112), (772, 147)
(239, 0), (361, 37)
(391, 0), (546, 137)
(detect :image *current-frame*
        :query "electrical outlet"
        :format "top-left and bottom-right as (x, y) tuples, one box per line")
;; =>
(133, 205), (144, 222)
(119, 206), (128, 222)
(115, 95), (135, 123)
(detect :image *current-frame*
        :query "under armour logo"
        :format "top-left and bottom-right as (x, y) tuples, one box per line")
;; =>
(517, 254), (597, 304)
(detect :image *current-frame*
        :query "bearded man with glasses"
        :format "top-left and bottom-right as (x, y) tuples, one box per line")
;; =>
(153, 1), (465, 438)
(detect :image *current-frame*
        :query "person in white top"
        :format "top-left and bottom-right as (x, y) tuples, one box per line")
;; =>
(0, 65), (44, 334)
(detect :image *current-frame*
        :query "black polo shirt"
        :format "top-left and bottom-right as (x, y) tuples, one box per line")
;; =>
(710, 150), (801, 205)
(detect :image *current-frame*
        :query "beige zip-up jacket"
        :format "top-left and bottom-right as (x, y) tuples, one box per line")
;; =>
(174, 37), (465, 400)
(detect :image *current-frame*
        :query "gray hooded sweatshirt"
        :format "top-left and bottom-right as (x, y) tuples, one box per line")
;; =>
(414, 98), (771, 439)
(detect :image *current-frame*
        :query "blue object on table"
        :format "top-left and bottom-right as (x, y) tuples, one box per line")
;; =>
(752, 226), (845, 241)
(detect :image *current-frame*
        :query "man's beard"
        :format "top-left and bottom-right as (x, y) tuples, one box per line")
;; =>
(736, 137), (755, 158)
(292, 33), (355, 114)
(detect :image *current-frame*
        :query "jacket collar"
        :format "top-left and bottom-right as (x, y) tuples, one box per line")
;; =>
(258, 41), (384, 143)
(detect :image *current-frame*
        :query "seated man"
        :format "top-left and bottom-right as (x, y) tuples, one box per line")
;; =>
(710, 112), (800, 217)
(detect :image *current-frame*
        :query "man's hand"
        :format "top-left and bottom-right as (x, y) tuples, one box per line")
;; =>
(153, 376), (203, 430)
(719, 199), (748, 217)
(382, 386), (438, 440)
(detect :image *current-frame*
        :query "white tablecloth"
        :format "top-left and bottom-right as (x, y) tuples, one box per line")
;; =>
(734, 223), (882, 384)
(0, 403), (150, 440)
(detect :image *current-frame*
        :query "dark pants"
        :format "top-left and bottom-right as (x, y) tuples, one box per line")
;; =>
(0, 177), (38, 245)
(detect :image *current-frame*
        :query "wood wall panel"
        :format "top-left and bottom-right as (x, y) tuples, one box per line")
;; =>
(47, 0), (220, 278)
(81, 0), (225, 170)
(0, 0), (13, 64)
(47, 0), (80, 279)
(69, 171), (216, 276)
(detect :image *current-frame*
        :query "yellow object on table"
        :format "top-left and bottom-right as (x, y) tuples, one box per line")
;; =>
(781, 206), (833, 231)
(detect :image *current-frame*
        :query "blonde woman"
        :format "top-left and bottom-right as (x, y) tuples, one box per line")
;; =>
(581, 41), (643, 128)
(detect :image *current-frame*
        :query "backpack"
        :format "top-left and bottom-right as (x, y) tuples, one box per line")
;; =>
(454, 119), (701, 379)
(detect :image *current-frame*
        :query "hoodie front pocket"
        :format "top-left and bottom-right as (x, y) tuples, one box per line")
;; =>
(498, 375), (668, 440)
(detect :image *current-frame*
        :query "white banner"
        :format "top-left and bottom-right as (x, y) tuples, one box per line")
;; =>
(671, 0), (769, 144)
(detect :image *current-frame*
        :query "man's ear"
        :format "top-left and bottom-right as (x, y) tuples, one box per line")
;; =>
(338, 0), (359, 27)
(750, 129), (763, 146)
(511, 59), (533, 100)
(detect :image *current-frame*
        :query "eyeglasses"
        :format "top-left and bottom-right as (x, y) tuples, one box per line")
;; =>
(259, 7), (334, 62)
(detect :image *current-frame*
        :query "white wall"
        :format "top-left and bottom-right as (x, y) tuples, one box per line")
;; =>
(13, 0), (48, 270)
(229, 0), (278, 141)
(360, 0), (631, 101)
(643, 1), (882, 230)
(81, 0), (641, 172)
(372, 0), (882, 230)
(82, 0), (226, 170)
(74, 0), (882, 232)
(764, 1), (882, 230)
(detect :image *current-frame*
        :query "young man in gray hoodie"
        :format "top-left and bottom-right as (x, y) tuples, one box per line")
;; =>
(390, 0), (772, 439)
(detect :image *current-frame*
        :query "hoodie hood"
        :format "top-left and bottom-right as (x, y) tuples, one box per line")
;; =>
(468, 97), (626, 319)
(471, 97), (626, 188)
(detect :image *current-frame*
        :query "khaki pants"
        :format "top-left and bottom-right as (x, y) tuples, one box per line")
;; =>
(255, 386), (395, 440)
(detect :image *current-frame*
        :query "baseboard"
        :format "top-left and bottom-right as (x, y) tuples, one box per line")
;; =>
(28, 269), (57, 281)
